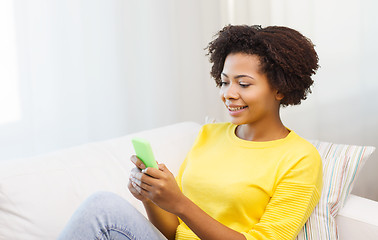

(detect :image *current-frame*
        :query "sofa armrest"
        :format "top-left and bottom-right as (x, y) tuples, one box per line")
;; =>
(337, 194), (378, 239)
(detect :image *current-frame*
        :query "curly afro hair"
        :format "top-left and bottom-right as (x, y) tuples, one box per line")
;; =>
(206, 25), (319, 106)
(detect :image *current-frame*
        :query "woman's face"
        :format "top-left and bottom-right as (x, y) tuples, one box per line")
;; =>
(220, 53), (283, 126)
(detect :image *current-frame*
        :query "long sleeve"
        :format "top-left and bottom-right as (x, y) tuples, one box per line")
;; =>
(241, 156), (323, 240)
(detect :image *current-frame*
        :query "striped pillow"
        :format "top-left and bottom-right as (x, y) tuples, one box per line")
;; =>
(296, 141), (376, 240)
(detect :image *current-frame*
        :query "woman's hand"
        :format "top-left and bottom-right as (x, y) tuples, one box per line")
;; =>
(129, 160), (186, 215)
(129, 157), (245, 240)
(128, 155), (150, 203)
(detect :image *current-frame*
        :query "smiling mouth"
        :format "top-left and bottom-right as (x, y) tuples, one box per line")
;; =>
(228, 106), (248, 111)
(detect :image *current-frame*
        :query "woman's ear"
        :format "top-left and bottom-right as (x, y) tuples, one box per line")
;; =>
(275, 91), (284, 101)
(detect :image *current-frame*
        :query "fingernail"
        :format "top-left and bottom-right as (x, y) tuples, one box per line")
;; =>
(140, 163), (146, 169)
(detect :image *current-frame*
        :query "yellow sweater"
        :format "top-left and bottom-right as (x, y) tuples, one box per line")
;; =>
(175, 123), (322, 240)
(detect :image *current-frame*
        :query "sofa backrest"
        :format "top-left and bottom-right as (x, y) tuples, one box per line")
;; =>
(0, 121), (201, 240)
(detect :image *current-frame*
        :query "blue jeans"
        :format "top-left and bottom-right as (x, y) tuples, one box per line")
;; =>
(58, 191), (168, 240)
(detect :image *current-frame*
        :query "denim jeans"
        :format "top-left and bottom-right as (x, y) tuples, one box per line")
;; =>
(57, 191), (168, 240)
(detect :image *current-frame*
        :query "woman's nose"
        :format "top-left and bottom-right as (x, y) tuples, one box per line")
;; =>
(222, 83), (239, 100)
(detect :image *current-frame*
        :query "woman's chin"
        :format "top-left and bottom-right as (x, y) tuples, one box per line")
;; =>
(229, 117), (246, 126)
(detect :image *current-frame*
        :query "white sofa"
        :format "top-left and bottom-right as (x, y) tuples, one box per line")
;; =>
(0, 121), (377, 240)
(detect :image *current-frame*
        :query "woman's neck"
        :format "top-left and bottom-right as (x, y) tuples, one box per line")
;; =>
(235, 119), (289, 142)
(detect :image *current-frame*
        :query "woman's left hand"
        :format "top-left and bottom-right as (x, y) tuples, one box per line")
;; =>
(129, 163), (186, 214)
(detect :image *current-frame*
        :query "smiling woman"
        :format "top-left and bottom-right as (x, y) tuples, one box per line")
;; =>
(208, 25), (319, 142)
(58, 24), (322, 240)
(219, 53), (286, 141)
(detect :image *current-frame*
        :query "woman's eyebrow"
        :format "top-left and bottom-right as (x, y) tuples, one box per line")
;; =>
(221, 73), (229, 78)
(221, 73), (254, 79)
(235, 74), (254, 80)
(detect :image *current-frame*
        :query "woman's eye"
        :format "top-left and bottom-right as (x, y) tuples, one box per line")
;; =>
(220, 81), (229, 86)
(240, 83), (250, 88)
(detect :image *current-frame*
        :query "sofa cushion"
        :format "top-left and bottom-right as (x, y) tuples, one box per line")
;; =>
(0, 145), (130, 240)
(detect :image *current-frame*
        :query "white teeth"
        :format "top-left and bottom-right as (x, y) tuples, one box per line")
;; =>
(228, 106), (247, 111)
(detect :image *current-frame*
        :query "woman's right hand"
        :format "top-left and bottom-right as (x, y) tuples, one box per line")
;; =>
(128, 155), (150, 203)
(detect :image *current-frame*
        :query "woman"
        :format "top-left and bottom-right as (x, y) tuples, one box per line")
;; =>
(58, 25), (322, 240)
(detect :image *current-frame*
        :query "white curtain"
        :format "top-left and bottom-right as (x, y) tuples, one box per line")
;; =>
(0, 0), (227, 161)
(1, 0), (377, 200)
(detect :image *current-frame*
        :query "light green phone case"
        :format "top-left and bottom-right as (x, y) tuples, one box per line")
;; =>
(131, 137), (159, 169)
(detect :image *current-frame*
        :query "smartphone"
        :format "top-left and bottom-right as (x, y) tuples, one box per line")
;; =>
(131, 137), (159, 169)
